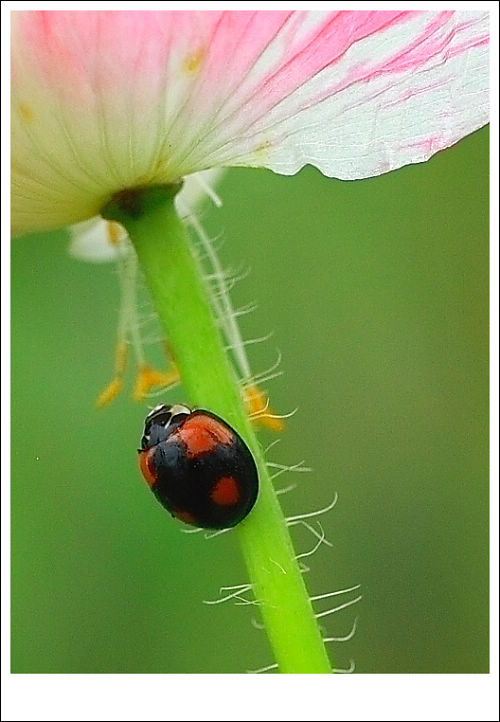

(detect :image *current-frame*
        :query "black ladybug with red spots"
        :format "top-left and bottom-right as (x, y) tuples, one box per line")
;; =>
(138, 404), (259, 529)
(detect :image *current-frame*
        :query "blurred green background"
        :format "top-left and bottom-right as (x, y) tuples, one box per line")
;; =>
(11, 127), (489, 673)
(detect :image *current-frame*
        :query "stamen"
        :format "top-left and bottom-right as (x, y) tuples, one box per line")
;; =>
(132, 363), (179, 401)
(106, 220), (125, 245)
(96, 377), (124, 409)
(193, 172), (223, 208)
(188, 212), (252, 382)
(95, 340), (128, 408)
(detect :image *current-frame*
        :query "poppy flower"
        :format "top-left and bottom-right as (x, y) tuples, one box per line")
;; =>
(11, 10), (489, 234)
(10, 9), (490, 676)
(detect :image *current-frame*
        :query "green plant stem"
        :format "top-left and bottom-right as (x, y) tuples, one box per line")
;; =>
(102, 185), (332, 674)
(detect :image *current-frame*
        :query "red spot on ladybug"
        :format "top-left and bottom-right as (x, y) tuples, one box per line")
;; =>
(138, 404), (258, 529)
(138, 447), (157, 487)
(210, 476), (240, 506)
(172, 508), (197, 525)
(176, 413), (234, 458)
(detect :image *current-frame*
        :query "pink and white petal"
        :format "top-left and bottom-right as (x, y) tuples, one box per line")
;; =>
(176, 11), (489, 179)
(11, 11), (227, 231)
(174, 168), (225, 219)
(12, 11), (489, 234)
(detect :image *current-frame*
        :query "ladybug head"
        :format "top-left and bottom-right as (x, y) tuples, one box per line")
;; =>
(140, 403), (192, 450)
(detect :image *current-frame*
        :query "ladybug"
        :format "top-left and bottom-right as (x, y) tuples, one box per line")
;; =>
(138, 404), (259, 529)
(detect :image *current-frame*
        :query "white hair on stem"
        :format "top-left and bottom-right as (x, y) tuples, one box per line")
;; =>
(251, 407), (299, 425)
(190, 229), (225, 262)
(246, 662), (278, 674)
(315, 595), (363, 620)
(251, 617), (265, 631)
(186, 208), (253, 382)
(241, 349), (283, 387)
(203, 584), (253, 605)
(233, 596), (262, 606)
(175, 183), (359, 673)
(287, 519), (334, 548)
(180, 527), (203, 534)
(263, 438), (281, 454)
(295, 523), (327, 560)
(323, 617), (359, 643)
(267, 460), (312, 482)
(218, 301), (259, 321)
(224, 330), (274, 351)
(275, 483), (298, 496)
(204, 527), (232, 540)
(332, 659), (356, 674)
(286, 493), (339, 523)
(310, 584), (361, 602)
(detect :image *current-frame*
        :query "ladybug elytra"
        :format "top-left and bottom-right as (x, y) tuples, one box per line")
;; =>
(138, 404), (259, 529)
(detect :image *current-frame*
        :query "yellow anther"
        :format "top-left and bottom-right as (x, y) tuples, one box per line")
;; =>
(96, 342), (128, 408)
(244, 383), (285, 433)
(96, 378), (124, 409)
(133, 363), (180, 401)
(106, 220), (124, 246)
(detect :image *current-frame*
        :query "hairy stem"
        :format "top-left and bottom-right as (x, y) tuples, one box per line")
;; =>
(102, 185), (331, 673)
